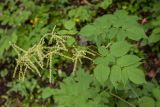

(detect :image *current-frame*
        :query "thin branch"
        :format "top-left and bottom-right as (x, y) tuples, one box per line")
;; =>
(110, 92), (136, 107)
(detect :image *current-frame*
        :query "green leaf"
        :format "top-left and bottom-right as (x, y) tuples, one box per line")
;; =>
(121, 69), (129, 85)
(98, 46), (108, 56)
(66, 37), (76, 46)
(110, 65), (121, 87)
(106, 53), (116, 64)
(138, 96), (155, 107)
(64, 20), (75, 30)
(110, 41), (131, 57)
(0, 31), (17, 58)
(117, 101), (129, 107)
(117, 29), (127, 41)
(98, 0), (112, 9)
(68, 6), (92, 21)
(117, 55), (141, 67)
(94, 56), (109, 65)
(149, 34), (160, 43)
(112, 10), (129, 27)
(41, 87), (54, 99)
(107, 27), (119, 40)
(149, 28), (160, 43)
(152, 88), (160, 101)
(125, 26), (146, 40)
(94, 54), (115, 66)
(79, 14), (112, 45)
(94, 14), (112, 27)
(79, 24), (97, 38)
(0, 69), (8, 77)
(75, 69), (93, 87)
(126, 67), (146, 84)
(94, 64), (110, 84)
(53, 69), (109, 107)
(58, 29), (77, 35)
(156, 101), (160, 107)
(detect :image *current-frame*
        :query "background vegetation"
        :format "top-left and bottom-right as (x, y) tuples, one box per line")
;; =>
(0, 0), (160, 107)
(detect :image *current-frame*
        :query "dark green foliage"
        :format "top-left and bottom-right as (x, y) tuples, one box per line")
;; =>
(0, 0), (160, 107)
(53, 69), (109, 107)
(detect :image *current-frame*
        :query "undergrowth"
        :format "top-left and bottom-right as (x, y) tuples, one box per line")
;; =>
(1, 0), (160, 107)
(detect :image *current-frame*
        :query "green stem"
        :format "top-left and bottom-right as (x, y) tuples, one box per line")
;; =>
(72, 59), (78, 75)
(110, 92), (136, 107)
(49, 54), (52, 83)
